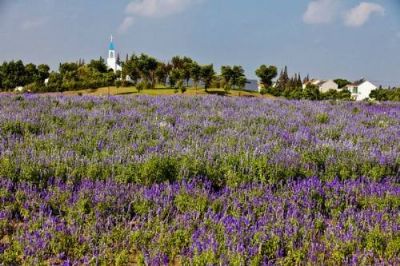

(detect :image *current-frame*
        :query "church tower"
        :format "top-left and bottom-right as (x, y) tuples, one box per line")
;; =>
(107, 35), (121, 72)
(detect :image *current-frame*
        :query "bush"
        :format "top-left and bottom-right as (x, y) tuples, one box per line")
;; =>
(259, 87), (268, 95)
(316, 113), (330, 124)
(137, 156), (179, 184)
(136, 81), (151, 92)
(115, 80), (122, 88)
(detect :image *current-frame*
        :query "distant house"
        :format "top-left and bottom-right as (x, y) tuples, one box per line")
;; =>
(303, 79), (339, 93)
(345, 79), (377, 101)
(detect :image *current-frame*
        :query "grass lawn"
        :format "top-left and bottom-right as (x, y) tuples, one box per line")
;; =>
(59, 86), (274, 98)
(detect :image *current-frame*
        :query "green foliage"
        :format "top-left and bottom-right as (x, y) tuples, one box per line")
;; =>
(115, 250), (130, 266)
(88, 57), (108, 73)
(255, 65), (278, 87)
(190, 62), (202, 88)
(259, 87), (268, 95)
(177, 80), (186, 93)
(193, 250), (218, 265)
(365, 228), (386, 256)
(334, 79), (351, 89)
(303, 84), (321, 100)
(200, 64), (215, 90)
(174, 191), (209, 213)
(136, 54), (159, 88)
(316, 113), (330, 124)
(221, 65), (246, 90)
(386, 236), (400, 259)
(136, 81), (151, 92)
(370, 87), (400, 101)
(137, 156), (179, 184)
(0, 60), (28, 89)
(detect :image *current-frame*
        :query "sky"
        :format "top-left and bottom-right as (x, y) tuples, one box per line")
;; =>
(0, 0), (399, 86)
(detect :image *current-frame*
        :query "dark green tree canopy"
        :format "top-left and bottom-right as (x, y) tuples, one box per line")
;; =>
(88, 57), (108, 73)
(334, 79), (351, 89)
(200, 64), (215, 90)
(255, 65), (277, 87)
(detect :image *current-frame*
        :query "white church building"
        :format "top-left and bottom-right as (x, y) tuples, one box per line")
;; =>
(107, 36), (122, 72)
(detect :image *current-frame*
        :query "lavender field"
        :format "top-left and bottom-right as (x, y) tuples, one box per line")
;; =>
(0, 94), (399, 265)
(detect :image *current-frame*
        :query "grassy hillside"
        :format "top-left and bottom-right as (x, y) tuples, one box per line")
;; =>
(59, 86), (274, 98)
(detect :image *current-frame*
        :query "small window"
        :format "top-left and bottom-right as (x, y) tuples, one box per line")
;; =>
(110, 52), (114, 58)
(353, 87), (358, 94)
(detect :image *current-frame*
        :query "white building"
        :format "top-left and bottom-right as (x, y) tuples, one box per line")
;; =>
(303, 79), (339, 93)
(107, 36), (122, 72)
(345, 79), (377, 101)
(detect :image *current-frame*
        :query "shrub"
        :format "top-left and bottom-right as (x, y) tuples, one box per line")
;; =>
(316, 113), (330, 124)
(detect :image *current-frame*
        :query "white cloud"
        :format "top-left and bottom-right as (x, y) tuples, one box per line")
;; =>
(20, 17), (48, 30)
(126, 0), (198, 18)
(118, 0), (201, 33)
(344, 2), (384, 27)
(118, 16), (135, 34)
(303, 0), (339, 24)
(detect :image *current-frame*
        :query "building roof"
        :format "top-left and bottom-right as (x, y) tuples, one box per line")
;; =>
(304, 79), (335, 87)
(351, 79), (366, 86)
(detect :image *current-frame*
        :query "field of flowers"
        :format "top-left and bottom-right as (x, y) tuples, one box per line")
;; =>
(0, 94), (399, 264)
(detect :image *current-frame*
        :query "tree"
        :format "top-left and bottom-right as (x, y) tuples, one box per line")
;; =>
(169, 68), (182, 88)
(37, 64), (50, 83)
(255, 65), (277, 87)
(171, 56), (184, 69)
(24, 63), (39, 85)
(303, 84), (321, 100)
(190, 62), (201, 89)
(116, 53), (121, 66)
(0, 60), (27, 89)
(200, 64), (215, 90)
(303, 74), (310, 84)
(337, 89), (351, 100)
(221, 66), (234, 89)
(169, 56), (193, 86)
(155, 62), (168, 86)
(47, 72), (63, 92)
(221, 65), (246, 90)
(177, 80), (186, 94)
(182, 58), (194, 86)
(106, 71), (117, 96)
(237, 76), (247, 90)
(88, 57), (108, 73)
(276, 66), (289, 91)
(370, 88), (389, 101)
(59, 62), (79, 83)
(123, 54), (140, 84)
(136, 54), (158, 88)
(0, 65), (2, 90)
(334, 79), (351, 89)
(231, 66), (246, 89)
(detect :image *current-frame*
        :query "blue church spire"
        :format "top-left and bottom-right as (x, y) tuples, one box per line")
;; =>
(109, 35), (115, 50)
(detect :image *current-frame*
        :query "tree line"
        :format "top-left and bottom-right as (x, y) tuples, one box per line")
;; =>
(370, 87), (400, 101)
(1, 55), (398, 101)
(255, 65), (352, 100)
(0, 55), (245, 93)
(0, 60), (50, 92)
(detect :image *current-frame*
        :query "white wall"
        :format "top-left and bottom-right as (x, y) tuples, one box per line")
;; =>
(319, 80), (338, 93)
(348, 81), (377, 101)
